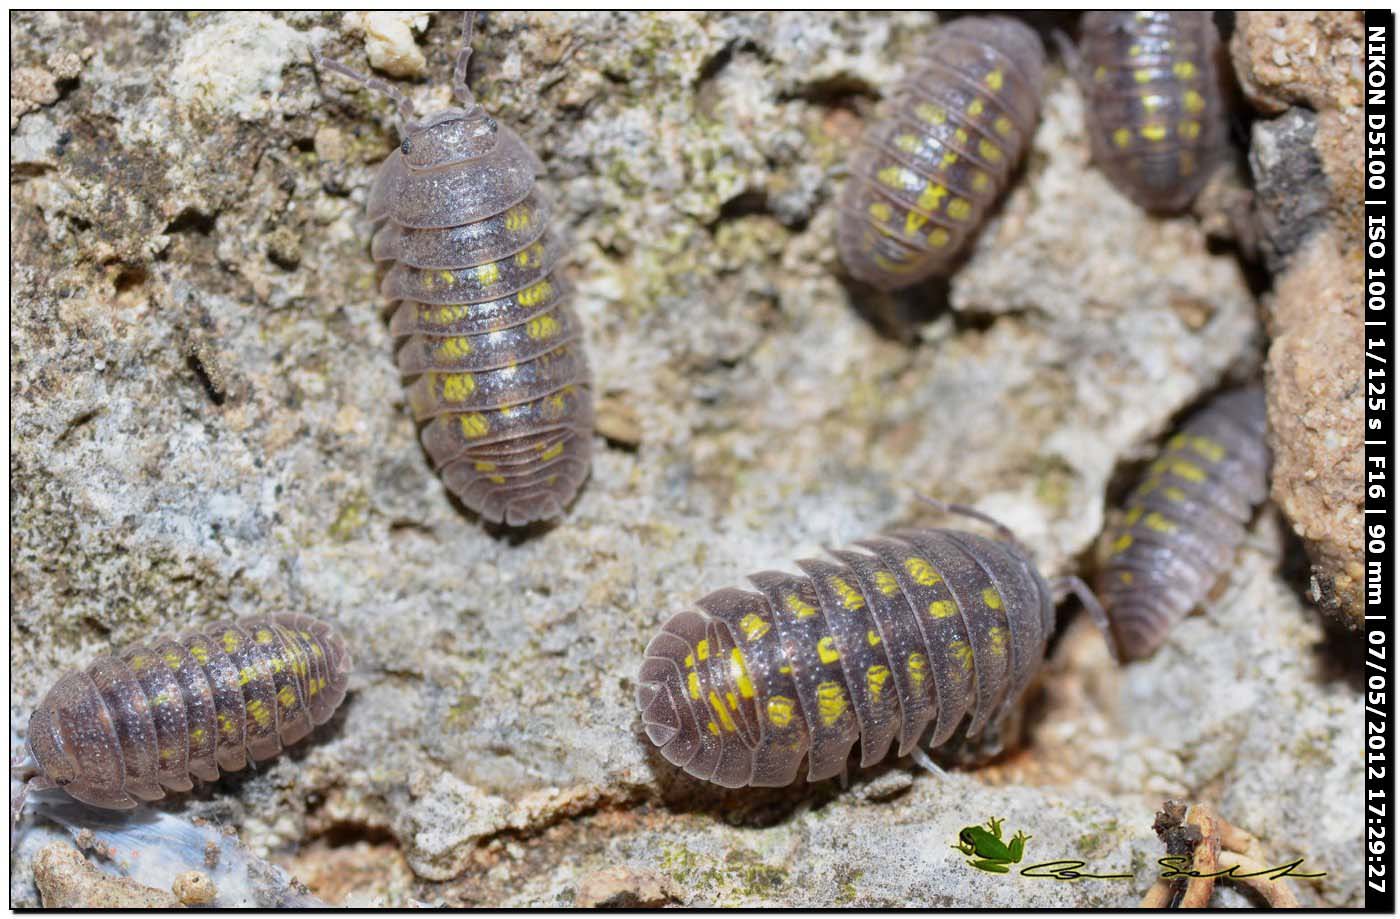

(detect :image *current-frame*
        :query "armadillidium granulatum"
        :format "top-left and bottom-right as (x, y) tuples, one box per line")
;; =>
(15, 615), (349, 811)
(1099, 386), (1269, 660)
(636, 505), (1108, 787)
(1068, 11), (1228, 213)
(319, 14), (593, 526)
(837, 16), (1046, 291)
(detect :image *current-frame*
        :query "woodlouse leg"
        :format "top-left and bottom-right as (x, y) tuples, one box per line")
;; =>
(312, 46), (418, 125)
(908, 747), (946, 779)
(1050, 575), (1120, 663)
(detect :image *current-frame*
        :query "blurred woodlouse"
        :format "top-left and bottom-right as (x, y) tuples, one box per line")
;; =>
(1098, 386), (1269, 661)
(837, 16), (1046, 291)
(636, 503), (1110, 788)
(318, 13), (593, 526)
(14, 615), (350, 812)
(1065, 11), (1228, 213)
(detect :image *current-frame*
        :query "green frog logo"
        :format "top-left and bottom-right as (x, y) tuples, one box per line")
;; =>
(953, 816), (1031, 874)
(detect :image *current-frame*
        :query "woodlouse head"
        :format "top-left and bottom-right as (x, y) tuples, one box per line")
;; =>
(401, 109), (500, 168)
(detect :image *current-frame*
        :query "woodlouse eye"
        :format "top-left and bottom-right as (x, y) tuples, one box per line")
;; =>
(400, 138), (413, 155)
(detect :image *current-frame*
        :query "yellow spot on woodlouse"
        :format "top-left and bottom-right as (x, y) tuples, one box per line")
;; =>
(487, 475), (506, 485)
(731, 648), (755, 698)
(441, 373), (476, 402)
(1140, 123), (1168, 142)
(1164, 486), (1187, 502)
(785, 594), (817, 619)
(867, 629), (881, 647)
(1142, 94), (1166, 113)
(696, 639), (710, 661)
(778, 664), (792, 674)
(504, 205), (532, 231)
(474, 461), (496, 472)
(977, 139), (1002, 163)
(1191, 436), (1225, 461)
(1183, 89), (1206, 114)
(917, 182), (948, 212)
(982, 587), (1003, 610)
(972, 171), (991, 192)
(709, 690), (737, 731)
(878, 165), (916, 190)
(816, 680), (848, 726)
(474, 262), (501, 286)
(904, 557), (942, 586)
(189, 644), (209, 664)
(189, 727), (207, 744)
(255, 629), (274, 643)
(967, 97), (985, 117)
(277, 686), (297, 709)
(687, 671), (701, 700)
(726, 692), (737, 710)
(985, 69), (1003, 91)
(707, 720), (720, 735)
(940, 151), (959, 169)
(993, 115), (1013, 137)
(1168, 459), (1206, 483)
(163, 651), (183, 669)
(954, 127), (969, 145)
(868, 201), (892, 222)
(222, 631), (239, 653)
(950, 640), (973, 672)
(947, 198), (972, 221)
(907, 652), (929, 685)
(1178, 120), (1201, 140)
(129, 655), (149, 671)
(895, 133), (920, 153)
(217, 712), (237, 736)
(739, 613), (770, 641)
(459, 413), (490, 438)
(915, 102), (946, 124)
(767, 695), (795, 728)
(539, 442), (564, 461)
(867, 664), (890, 700)
(1134, 69), (1153, 84)
(438, 270), (455, 286)
(515, 243), (544, 268)
(437, 337), (473, 360)
(1112, 533), (1134, 554)
(928, 227), (951, 248)
(1144, 511), (1178, 534)
(1093, 65), (1108, 83)
(1125, 506), (1145, 526)
(1173, 60), (1197, 81)
(1118, 571), (1134, 586)
(527, 314), (559, 340)
(816, 636), (841, 664)
(988, 626), (1008, 657)
(905, 210), (929, 236)
(429, 305), (469, 325)
(1113, 127), (1133, 149)
(237, 667), (256, 686)
(874, 571), (900, 595)
(928, 599), (957, 619)
(517, 280), (553, 307)
(829, 577), (865, 610)
(246, 700), (272, 728)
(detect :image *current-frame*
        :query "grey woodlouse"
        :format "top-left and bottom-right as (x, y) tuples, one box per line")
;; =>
(1099, 386), (1270, 661)
(636, 504), (1109, 788)
(319, 14), (593, 527)
(837, 16), (1046, 291)
(15, 615), (349, 811)
(1067, 11), (1228, 213)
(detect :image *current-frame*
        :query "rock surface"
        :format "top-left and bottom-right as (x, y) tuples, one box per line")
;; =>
(11, 11), (1358, 907)
(1233, 11), (1365, 628)
(33, 843), (183, 909)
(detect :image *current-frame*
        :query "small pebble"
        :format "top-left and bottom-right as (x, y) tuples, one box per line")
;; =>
(172, 870), (219, 907)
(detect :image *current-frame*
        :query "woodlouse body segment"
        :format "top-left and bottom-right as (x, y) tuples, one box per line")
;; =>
(637, 526), (1061, 788)
(1072, 11), (1228, 213)
(324, 16), (593, 526)
(21, 615), (350, 810)
(1099, 387), (1270, 660)
(837, 16), (1046, 291)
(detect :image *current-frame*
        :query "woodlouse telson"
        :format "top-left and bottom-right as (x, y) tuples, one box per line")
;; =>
(1067, 11), (1229, 213)
(318, 14), (593, 526)
(13, 615), (350, 812)
(1099, 386), (1270, 661)
(636, 503), (1111, 788)
(837, 16), (1046, 291)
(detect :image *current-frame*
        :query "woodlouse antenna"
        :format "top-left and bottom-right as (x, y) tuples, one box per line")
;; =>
(313, 46), (418, 128)
(453, 11), (480, 111)
(1050, 575), (1119, 662)
(913, 492), (1027, 554)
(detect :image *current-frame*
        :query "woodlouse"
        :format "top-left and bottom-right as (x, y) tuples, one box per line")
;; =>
(319, 14), (593, 526)
(1067, 11), (1229, 213)
(1098, 386), (1270, 661)
(636, 504), (1109, 787)
(837, 16), (1046, 291)
(15, 615), (350, 811)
